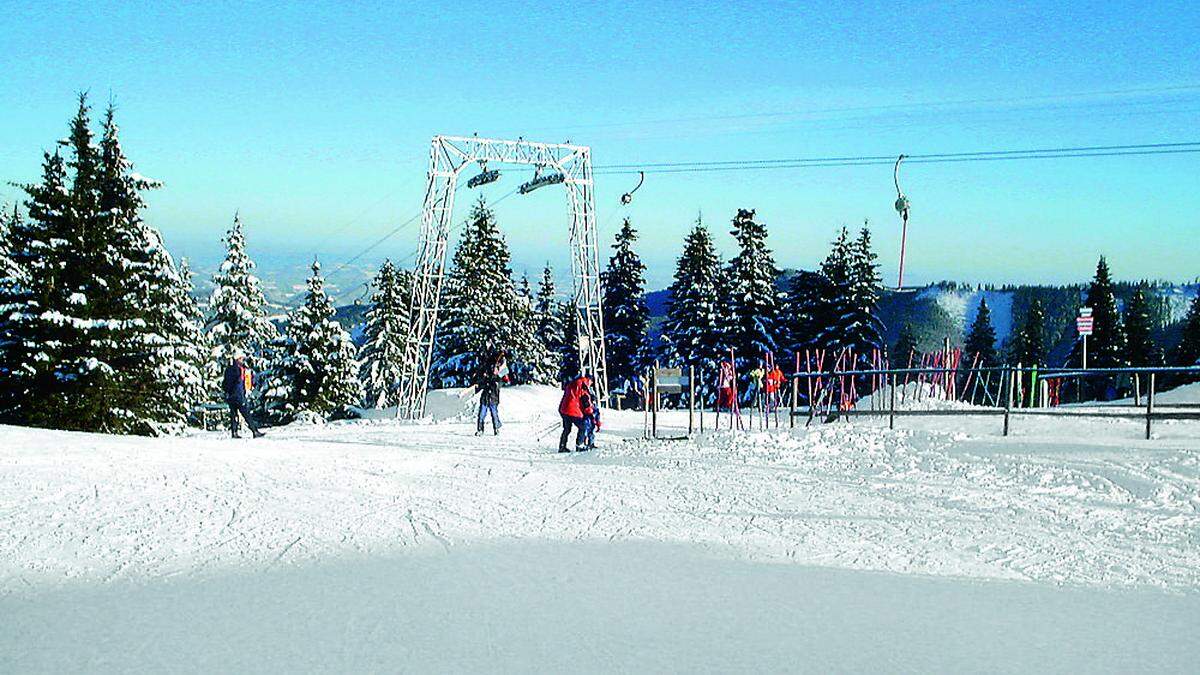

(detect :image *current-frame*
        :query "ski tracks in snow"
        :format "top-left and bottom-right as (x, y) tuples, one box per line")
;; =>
(0, 408), (1198, 596)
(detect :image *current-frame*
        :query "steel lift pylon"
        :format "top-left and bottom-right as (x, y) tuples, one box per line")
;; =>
(395, 135), (607, 418)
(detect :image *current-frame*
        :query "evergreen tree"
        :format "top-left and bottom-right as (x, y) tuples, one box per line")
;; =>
(1171, 293), (1200, 376)
(724, 208), (781, 364)
(602, 218), (650, 389)
(207, 214), (275, 379)
(815, 224), (885, 365)
(557, 299), (580, 381)
(431, 197), (545, 386)
(893, 322), (919, 364)
(263, 261), (362, 421)
(358, 260), (411, 408)
(534, 264), (567, 382)
(1123, 284), (1162, 367)
(0, 96), (205, 433)
(964, 297), (998, 366)
(1010, 299), (1047, 366)
(661, 218), (727, 375)
(0, 151), (74, 425)
(783, 270), (833, 354)
(95, 105), (207, 434)
(1069, 256), (1125, 369)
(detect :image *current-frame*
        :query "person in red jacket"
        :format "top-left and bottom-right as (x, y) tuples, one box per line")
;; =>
(765, 364), (785, 410)
(558, 374), (592, 453)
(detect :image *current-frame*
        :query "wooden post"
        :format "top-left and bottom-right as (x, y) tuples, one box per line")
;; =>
(1003, 367), (1013, 437)
(1145, 372), (1155, 440)
(889, 373), (897, 430)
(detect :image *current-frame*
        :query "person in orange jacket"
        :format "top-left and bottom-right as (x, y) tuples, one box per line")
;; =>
(765, 364), (785, 410)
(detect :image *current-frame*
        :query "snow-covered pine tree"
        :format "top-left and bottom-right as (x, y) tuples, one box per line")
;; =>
(661, 218), (728, 376)
(557, 299), (580, 381)
(893, 322), (919, 364)
(814, 226), (853, 352)
(725, 208), (781, 365)
(1010, 299), (1047, 366)
(1069, 256), (1125, 369)
(602, 217), (650, 389)
(0, 97), (206, 433)
(815, 224), (885, 366)
(846, 224), (886, 358)
(964, 297), (998, 366)
(0, 150), (75, 425)
(94, 105), (210, 434)
(431, 197), (544, 387)
(207, 213), (276, 386)
(358, 259), (411, 408)
(783, 269), (835, 354)
(534, 264), (567, 382)
(1170, 292), (1200, 375)
(263, 261), (362, 422)
(1123, 283), (1162, 367)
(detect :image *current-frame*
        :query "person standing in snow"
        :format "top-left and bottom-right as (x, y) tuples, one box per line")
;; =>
(558, 373), (592, 452)
(582, 376), (601, 450)
(717, 359), (736, 412)
(765, 363), (785, 410)
(222, 351), (264, 439)
(475, 351), (508, 436)
(747, 360), (765, 408)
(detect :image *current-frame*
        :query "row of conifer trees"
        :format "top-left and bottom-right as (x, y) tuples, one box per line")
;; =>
(3, 98), (1198, 435)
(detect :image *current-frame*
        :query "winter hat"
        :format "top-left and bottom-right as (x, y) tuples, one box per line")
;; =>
(231, 349), (246, 360)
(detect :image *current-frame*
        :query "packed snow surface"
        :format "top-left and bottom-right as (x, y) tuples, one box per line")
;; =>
(3, 384), (1199, 672)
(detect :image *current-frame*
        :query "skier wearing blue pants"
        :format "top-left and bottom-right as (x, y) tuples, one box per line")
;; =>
(475, 352), (508, 436)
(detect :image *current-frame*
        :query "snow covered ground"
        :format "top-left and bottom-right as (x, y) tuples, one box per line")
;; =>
(2, 384), (1199, 672)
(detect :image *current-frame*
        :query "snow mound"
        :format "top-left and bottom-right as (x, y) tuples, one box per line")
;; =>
(425, 384), (563, 423)
(854, 382), (982, 411)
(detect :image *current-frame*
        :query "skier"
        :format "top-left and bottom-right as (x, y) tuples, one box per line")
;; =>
(717, 359), (736, 411)
(475, 351), (508, 436)
(222, 351), (264, 439)
(747, 360), (765, 408)
(765, 363), (785, 409)
(558, 373), (591, 452)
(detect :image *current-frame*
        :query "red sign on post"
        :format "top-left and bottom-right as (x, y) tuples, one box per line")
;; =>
(1076, 316), (1094, 335)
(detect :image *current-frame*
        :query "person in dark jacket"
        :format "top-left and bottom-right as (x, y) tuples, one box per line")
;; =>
(558, 374), (592, 452)
(222, 351), (264, 439)
(475, 352), (508, 436)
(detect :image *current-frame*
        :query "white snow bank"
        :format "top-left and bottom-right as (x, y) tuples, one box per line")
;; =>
(854, 381), (981, 411)
(424, 384), (562, 422)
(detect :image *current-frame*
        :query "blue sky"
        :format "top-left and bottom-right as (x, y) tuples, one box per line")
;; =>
(1, 0), (1198, 291)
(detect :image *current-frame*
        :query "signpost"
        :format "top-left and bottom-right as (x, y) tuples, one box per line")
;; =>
(1076, 307), (1094, 369)
(647, 365), (693, 439)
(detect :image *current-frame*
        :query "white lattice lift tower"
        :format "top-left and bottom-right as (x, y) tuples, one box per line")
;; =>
(395, 135), (607, 418)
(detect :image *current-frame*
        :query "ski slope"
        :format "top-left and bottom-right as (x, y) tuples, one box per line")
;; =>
(2, 384), (1199, 672)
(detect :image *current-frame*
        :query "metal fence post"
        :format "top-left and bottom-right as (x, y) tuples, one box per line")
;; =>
(790, 376), (797, 429)
(889, 373), (897, 430)
(688, 365), (695, 437)
(1146, 372), (1155, 440)
(1003, 367), (1013, 437)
